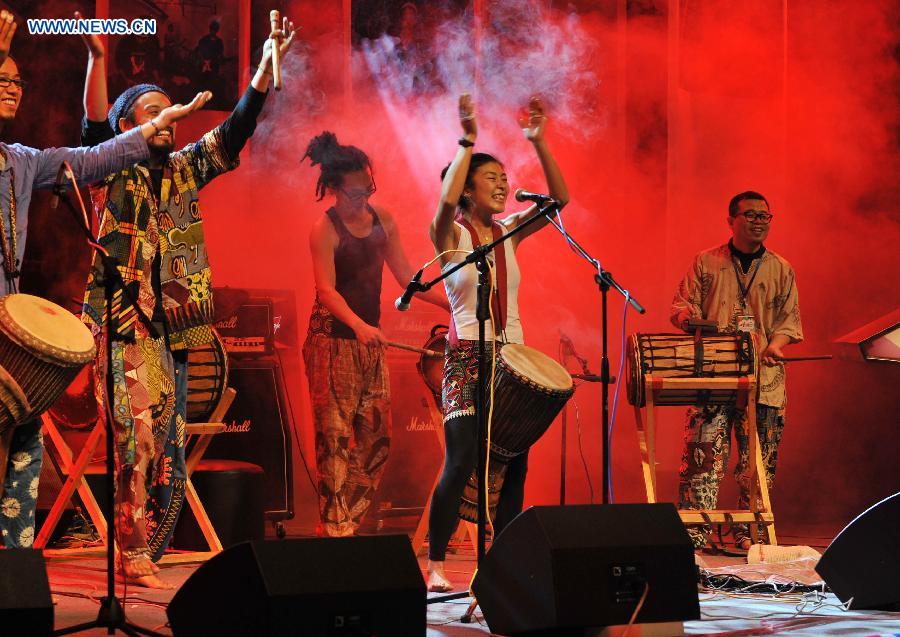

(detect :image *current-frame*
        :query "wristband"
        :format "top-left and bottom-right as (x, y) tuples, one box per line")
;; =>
(458, 137), (475, 148)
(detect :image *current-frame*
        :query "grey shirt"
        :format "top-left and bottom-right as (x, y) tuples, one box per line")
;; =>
(0, 126), (150, 295)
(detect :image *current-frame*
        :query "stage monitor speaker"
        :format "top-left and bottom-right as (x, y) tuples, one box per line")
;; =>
(815, 491), (900, 611)
(167, 535), (425, 637)
(207, 359), (294, 520)
(471, 504), (700, 636)
(0, 549), (53, 635)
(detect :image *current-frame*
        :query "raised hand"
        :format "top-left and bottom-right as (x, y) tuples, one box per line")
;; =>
(74, 11), (104, 58)
(260, 16), (297, 71)
(0, 10), (18, 67)
(519, 96), (547, 143)
(157, 91), (212, 127)
(458, 93), (477, 139)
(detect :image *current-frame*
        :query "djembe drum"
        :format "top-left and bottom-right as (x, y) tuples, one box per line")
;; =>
(0, 294), (96, 493)
(186, 330), (229, 422)
(458, 344), (574, 522)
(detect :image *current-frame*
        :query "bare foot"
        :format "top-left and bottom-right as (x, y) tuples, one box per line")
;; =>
(426, 560), (453, 593)
(121, 558), (174, 589)
(115, 552), (160, 573)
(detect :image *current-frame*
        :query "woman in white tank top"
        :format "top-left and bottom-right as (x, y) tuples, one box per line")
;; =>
(425, 93), (570, 592)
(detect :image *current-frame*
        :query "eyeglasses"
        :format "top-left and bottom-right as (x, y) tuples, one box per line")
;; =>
(737, 211), (773, 223)
(0, 77), (26, 90)
(339, 180), (376, 200)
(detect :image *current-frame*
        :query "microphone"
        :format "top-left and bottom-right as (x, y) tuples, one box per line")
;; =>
(50, 162), (72, 210)
(514, 188), (556, 205)
(395, 268), (424, 312)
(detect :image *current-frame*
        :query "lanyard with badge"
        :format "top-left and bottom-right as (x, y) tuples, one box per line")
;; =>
(732, 256), (761, 333)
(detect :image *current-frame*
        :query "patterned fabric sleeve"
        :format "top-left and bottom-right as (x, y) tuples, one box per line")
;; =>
(770, 266), (803, 343)
(170, 125), (239, 191)
(670, 254), (705, 330)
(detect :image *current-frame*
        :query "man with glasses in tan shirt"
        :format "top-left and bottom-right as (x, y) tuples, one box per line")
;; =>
(671, 190), (803, 552)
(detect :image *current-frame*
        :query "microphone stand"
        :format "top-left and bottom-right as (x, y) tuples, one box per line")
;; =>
(51, 170), (164, 637)
(544, 214), (645, 505)
(403, 201), (560, 605)
(559, 342), (602, 506)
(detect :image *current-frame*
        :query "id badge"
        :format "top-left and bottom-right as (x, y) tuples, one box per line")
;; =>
(737, 314), (756, 333)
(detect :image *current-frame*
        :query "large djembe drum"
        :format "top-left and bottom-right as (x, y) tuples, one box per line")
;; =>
(0, 294), (96, 493)
(458, 344), (574, 522)
(0, 294), (96, 431)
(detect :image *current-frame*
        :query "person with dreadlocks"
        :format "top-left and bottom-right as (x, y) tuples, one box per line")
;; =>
(425, 93), (569, 592)
(302, 131), (448, 538)
(77, 15), (296, 588)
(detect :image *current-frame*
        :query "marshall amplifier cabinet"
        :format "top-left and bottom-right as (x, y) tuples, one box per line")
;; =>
(204, 358), (295, 521)
(213, 287), (301, 356)
(214, 298), (275, 355)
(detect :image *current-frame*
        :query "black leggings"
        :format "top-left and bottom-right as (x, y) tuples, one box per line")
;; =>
(427, 415), (529, 561)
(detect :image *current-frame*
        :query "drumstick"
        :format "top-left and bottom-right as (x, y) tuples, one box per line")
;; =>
(386, 341), (443, 357)
(270, 10), (282, 90)
(774, 355), (833, 362)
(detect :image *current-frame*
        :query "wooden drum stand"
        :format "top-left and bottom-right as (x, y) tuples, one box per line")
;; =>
(628, 331), (776, 546)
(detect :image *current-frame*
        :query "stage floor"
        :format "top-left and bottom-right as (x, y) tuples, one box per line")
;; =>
(46, 534), (900, 637)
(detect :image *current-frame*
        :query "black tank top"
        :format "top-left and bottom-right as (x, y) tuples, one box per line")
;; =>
(326, 206), (387, 339)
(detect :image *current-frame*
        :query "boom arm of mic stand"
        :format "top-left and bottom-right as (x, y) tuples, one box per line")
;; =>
(544, 215), (646, 314)
(401, 201), (559, 308)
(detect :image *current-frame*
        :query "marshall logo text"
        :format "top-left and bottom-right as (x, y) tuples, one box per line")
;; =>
(223, 420), (252, 433)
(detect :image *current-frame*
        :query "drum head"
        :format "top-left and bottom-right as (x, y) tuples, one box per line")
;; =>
(0, 294), (95, 364)
(499, 344), (573, 391)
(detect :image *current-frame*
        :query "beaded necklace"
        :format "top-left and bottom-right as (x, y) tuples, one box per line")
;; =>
(0, 165), (18, 290)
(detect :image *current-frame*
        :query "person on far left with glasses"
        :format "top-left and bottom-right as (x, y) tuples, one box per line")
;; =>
(671, 190), (804, 554)
(301, 131), (449, 538)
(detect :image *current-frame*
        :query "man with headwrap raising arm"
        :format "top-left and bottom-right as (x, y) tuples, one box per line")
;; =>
(78, 15), (296, 587)
(0, 10), (210, 551)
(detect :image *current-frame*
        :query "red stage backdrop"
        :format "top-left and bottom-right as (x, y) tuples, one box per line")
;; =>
(13, 0), (899, 537)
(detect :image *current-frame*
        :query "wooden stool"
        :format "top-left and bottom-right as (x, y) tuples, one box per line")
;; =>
(634, 375), (777, 545)
(171, 459), (264, 551)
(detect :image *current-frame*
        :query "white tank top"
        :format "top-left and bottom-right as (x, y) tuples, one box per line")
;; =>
(442, 220), (524, 343)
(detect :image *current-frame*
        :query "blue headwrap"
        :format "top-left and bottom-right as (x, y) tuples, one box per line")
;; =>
(108, 83), (170, 133)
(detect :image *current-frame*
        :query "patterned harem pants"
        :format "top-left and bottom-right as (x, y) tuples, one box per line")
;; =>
(303, 334), (391, 537)
(0, 420), (43, 548)
(678, 403), (785, 548)
(99, 335), (188, 563)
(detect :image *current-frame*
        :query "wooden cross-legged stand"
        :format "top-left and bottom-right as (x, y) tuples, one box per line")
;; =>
(37, 388), (237, 562)
(634, 375), (777, 545)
